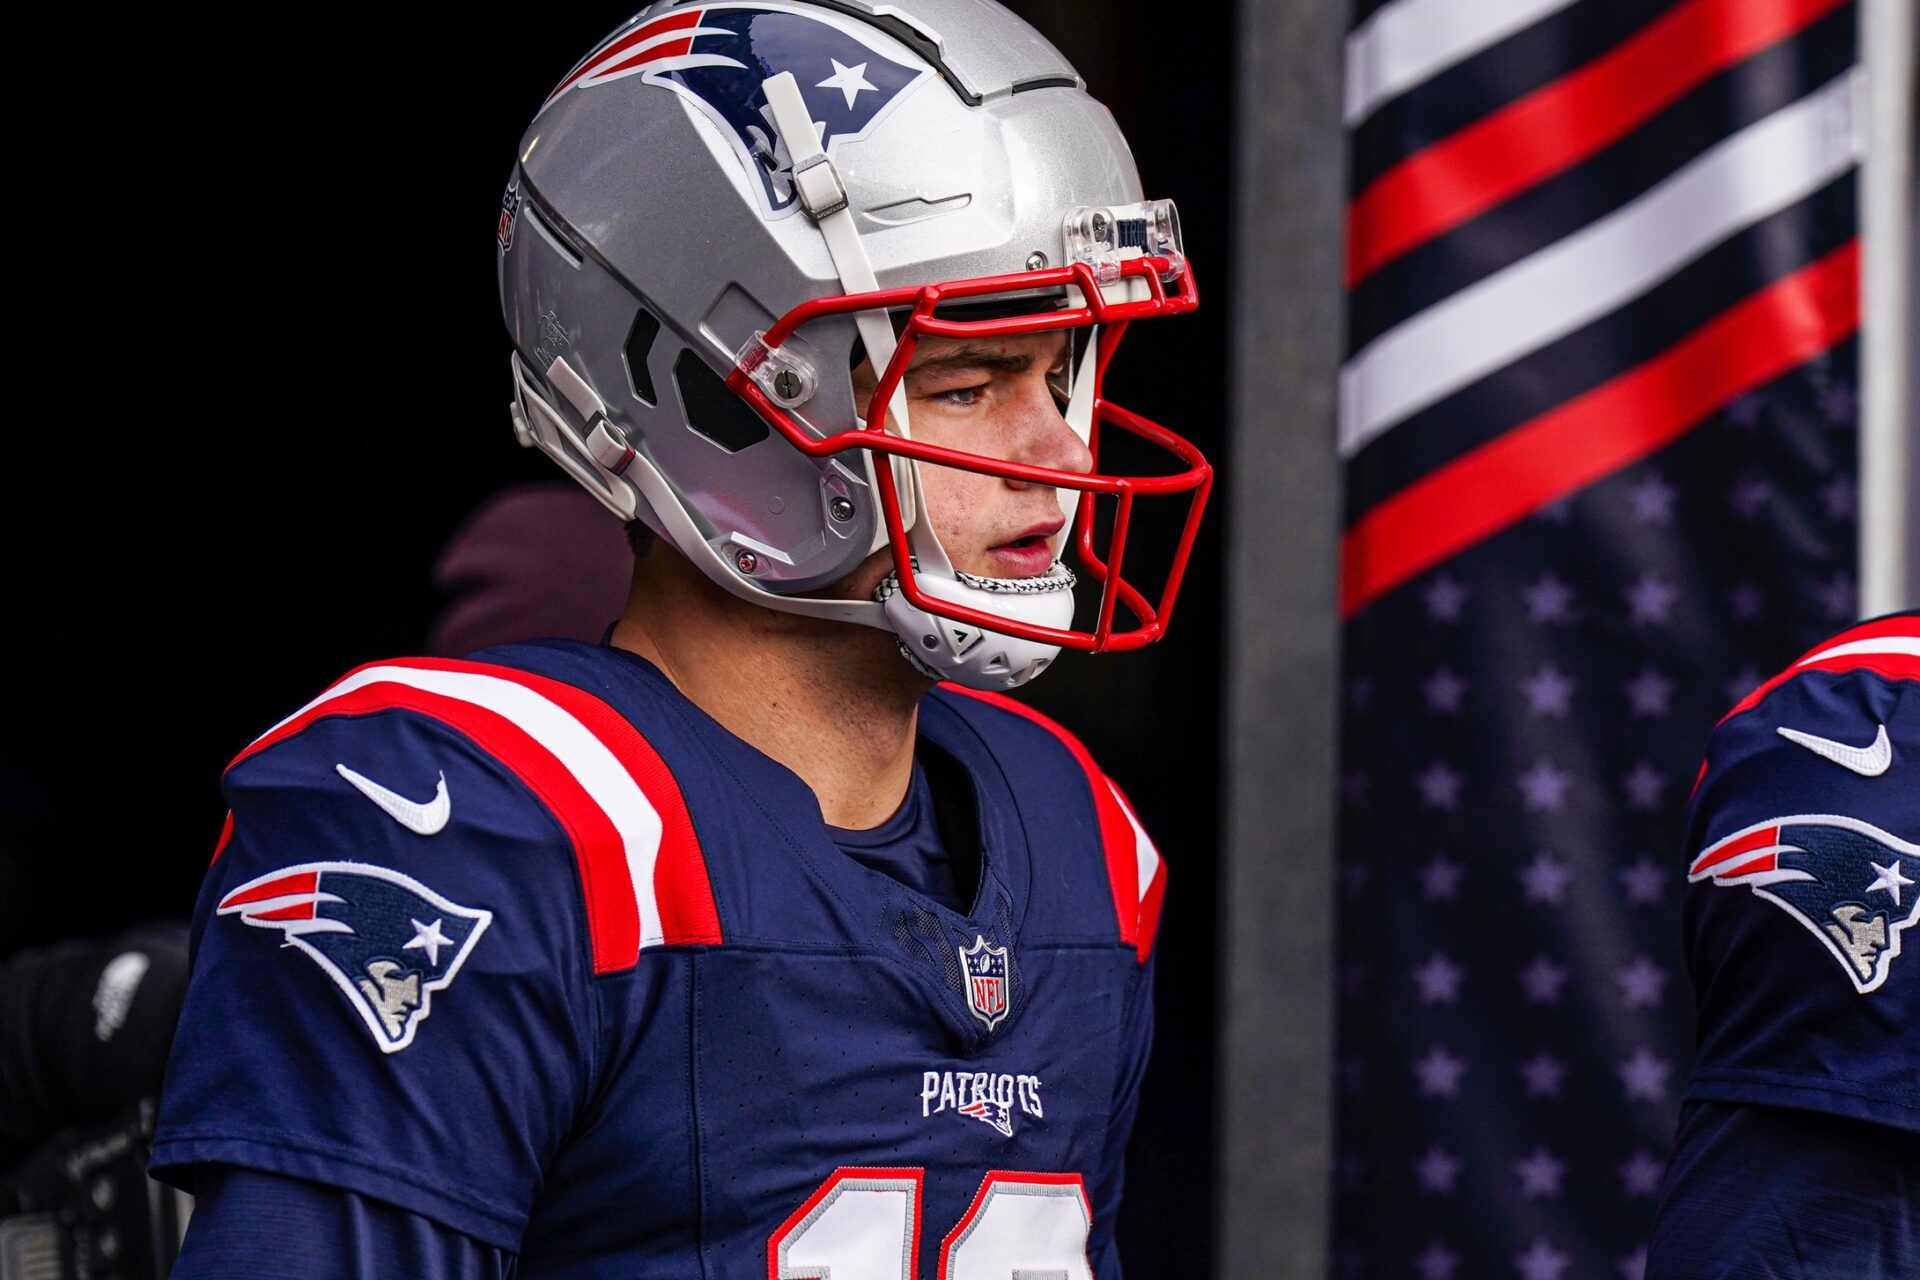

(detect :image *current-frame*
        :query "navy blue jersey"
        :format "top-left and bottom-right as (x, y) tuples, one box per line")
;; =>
(152, 642), (1166, 1277)
(1648, 614), (1920, 1280)
(1674, 613), (1918, 1128)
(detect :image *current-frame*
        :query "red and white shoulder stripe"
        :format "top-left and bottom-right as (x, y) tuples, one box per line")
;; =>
(225, 656), (721, 974)
(1720, 613), (1920, 723)
(943, 687), (1165, 962)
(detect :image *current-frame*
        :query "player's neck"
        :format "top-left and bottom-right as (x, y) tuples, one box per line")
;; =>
(609, 550), (930, 831)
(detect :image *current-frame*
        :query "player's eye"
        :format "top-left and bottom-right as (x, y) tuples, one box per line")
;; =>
(927, 382), (989, 408)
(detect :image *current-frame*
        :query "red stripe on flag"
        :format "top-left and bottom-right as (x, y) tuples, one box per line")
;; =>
(1346, 0), (1848, 287)
(547, 8), (705, 101)
(1339, 239), (1860, 618)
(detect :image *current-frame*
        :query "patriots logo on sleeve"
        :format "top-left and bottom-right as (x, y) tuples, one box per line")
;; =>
(218, 862), (492, 1052)
(540, 2), (931, 216)
(1689, 816), (1920, 994)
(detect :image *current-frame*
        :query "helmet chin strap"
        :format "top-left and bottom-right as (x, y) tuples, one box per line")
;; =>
(764, 72), (1074, 690)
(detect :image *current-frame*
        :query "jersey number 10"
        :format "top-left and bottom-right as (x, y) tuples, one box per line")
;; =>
(769, 1167), (1095, 1280)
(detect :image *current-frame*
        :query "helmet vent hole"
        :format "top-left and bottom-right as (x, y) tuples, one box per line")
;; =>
(673, 349), (770, 453)
(624, 310), (661, 406)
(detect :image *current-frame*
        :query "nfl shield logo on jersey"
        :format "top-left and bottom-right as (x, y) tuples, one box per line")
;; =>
(959, 934), (1011, 1031)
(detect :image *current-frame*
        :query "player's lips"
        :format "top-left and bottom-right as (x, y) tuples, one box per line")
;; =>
(987, 520), (1065, 577)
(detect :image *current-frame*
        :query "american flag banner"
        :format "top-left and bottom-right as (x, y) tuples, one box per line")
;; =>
(1331, 0), (1862, 1276)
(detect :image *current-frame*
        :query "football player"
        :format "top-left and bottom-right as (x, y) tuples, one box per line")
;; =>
(1647, 612), (1918, 1278)
(153, 3), (1209, 1277)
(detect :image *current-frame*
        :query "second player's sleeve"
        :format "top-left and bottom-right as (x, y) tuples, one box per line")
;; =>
(151, 706), (602, 1250)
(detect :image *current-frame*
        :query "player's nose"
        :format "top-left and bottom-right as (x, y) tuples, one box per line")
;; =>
(1004, 375), (1093, 485)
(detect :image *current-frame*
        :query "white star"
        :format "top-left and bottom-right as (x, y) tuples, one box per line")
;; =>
(1625, 473), (1677, 524)
(1420, 854), (1464, 902)
(1414, 1045), (1468, 1098)
(1618, 1149), (1664, 1198)
(1422, 664), (1468, 714)
(1520, 852), (1573, 905)
(1513, 1146), (1566, 1199)
(1617, 1047), (1671, 1102)
(1414, 1144), (1463, 1194)
(1624, 666), (1675, 717)
(1413, 952), (1464, 1005)
(1866, 859), (1915, 906)
(1620, 760), (1666, 811)
(1618, 857), (1667, 906)
(1515, 1237), (1570, 1280)
(1417, 760), (1464, 810)
(1518, 1049), (1567, 1098)
(1422, 573), (1471, 622)
(1519, 955), (1569, 1005)
(1624, 571), (1678, 626)
(1518, 760), (1571, 812)
(1615, 956), (1669, 1009)
(403, 917), (452, 967)
(1728, 581), (1765, 621)
(816, 58), (876, 109)
(1521, 664), (1576, 717)
(1523, 573), (1576, 624)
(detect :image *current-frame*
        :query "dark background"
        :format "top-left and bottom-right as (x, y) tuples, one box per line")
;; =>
(3, 4), (1231, 1271)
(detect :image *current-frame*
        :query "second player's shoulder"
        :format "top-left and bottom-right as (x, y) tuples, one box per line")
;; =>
(929, 685), (1164, 961)
(1690, 612), (1919, 838)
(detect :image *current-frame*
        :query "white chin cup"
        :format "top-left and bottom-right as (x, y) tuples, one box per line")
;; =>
(878, 562), (1076, 690)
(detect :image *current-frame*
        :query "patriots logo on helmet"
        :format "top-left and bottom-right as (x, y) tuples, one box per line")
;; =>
(540, 2), (931, 216)
(1690, 814), (1920, 994)
(218, 862), (492, 1052)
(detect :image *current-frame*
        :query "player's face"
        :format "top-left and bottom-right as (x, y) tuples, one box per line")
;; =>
(851, 330), (1092, 579)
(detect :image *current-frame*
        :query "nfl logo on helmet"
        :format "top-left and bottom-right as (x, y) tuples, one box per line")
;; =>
(959, 934), (1010, 1031)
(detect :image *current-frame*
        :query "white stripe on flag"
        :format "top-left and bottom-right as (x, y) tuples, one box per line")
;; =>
(269, 665), (668, 948)
(1345, 0), (1579, 126)
(1339, 73), (1860, 459)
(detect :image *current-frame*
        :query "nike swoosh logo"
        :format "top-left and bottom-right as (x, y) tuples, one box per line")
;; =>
(1776, 723), (1893, 778)
(335, 764), (452, 835)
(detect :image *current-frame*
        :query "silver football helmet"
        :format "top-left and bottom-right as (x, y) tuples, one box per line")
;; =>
(498, 0), (1210, 689)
